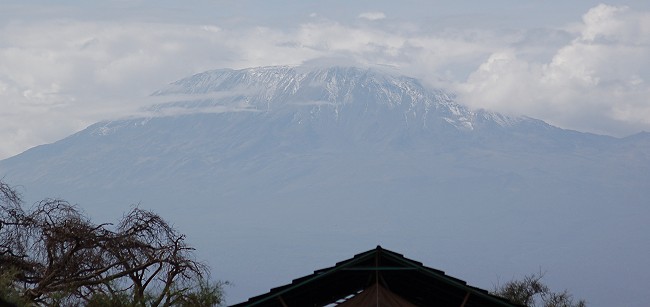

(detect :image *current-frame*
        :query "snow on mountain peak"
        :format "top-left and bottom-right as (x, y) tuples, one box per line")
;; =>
(144, 65), (528, 133)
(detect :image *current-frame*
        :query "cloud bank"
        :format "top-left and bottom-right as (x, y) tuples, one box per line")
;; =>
(459, 4), (650, 135)
(1, 4), (649, 159)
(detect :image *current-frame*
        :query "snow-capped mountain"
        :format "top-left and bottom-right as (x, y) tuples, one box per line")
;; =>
(149, 65), (482, 131)
(1, 65), (649, 307)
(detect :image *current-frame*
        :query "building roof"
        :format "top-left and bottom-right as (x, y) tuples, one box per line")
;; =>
(230, 246), (523, 307)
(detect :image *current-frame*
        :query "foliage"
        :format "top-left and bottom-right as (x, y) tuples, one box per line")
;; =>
(493, 272), (586, 307)
(0, 268), (28, 306)
(0, 180), (224, 306)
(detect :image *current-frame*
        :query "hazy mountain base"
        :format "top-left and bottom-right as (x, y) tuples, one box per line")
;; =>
(1, 66), (649, 306)
(3, 112), (649, 306)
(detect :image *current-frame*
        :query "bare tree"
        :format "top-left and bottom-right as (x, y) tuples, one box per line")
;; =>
(493, 272), (586, 307)
(0, 180), (223, 306)
(109, 208), (211, 306)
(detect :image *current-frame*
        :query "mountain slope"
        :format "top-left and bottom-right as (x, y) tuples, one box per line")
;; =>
(1, 65), (649, 307)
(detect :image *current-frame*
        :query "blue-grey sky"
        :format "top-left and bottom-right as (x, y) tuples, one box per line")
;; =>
(1, 1), (650, 159)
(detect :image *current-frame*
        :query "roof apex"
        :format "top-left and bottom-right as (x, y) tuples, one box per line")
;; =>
(230, 247), (523, 307)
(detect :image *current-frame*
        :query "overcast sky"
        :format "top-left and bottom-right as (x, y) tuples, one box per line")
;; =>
(1, 1), (650, 159)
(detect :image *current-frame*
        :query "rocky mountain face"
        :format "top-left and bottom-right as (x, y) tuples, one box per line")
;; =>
(1, 65), (649, 306)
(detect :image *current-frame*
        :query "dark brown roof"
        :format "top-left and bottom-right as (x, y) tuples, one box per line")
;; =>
(230, 246), (523, 307)
(336, 283), (417, 307)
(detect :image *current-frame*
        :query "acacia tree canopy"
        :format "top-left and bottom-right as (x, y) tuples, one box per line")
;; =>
(0, 180), (224, 306)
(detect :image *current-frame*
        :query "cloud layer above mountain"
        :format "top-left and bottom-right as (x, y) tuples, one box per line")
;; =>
(460, 4), (650, 136)
(1, 2), (649, 158)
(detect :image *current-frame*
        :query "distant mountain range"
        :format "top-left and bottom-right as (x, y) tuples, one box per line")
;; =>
(2, 65), (649, 306)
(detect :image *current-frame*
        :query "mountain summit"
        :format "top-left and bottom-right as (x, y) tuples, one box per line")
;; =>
(147, 65), (523, 132)
(1, 65), (649, 306)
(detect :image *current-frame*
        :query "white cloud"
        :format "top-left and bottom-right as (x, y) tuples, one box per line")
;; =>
(457, 4), (650, 136)
(358, 11), (386, 21)
(0, 21), (233, 158)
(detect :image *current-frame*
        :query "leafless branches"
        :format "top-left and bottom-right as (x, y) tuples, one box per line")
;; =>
(0, 180), (220, 306)
(493, 272), (586, 307)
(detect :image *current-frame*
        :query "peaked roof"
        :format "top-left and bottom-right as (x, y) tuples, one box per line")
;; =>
(230, 246), (523, 307)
